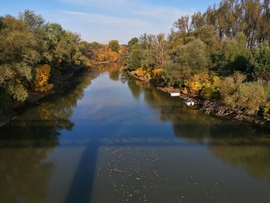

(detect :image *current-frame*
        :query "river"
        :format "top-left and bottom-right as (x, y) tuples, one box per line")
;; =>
(1, 64), (270, 203)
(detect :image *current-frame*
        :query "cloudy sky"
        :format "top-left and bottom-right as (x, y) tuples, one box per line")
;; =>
(1, 0), (221, 44)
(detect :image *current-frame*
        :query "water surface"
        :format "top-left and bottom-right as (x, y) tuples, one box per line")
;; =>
(1, 65), (270, 203)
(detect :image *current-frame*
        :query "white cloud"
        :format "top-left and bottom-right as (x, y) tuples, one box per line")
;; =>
(59, 0), (142, 9)
(60, 11), (147, 28)
(49, 0), (194, 44)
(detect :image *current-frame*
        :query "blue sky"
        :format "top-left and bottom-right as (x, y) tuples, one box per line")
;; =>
(1, 0), (221, 44)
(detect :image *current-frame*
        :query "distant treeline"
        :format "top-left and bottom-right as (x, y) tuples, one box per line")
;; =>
(123, 0), (270, 118)
(0, 10), (125, 113)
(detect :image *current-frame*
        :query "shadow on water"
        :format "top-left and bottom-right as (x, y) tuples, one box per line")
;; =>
(130, 77), (270, 183)
(64, 139), (99, 203)
(59, 123), (270, 202)
(0, 67), (100, 203)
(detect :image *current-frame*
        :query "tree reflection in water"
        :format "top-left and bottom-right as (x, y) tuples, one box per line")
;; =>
(1, 65), (270, 202)
(129, 77), (270, 184)
(0, 67), (99, 203)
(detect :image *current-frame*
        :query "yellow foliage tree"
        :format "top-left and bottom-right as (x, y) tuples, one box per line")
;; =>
(96, 46), (119, 62)
(34, 64), (54, 92)
(151, 68), (163, 79)
(135, 67), (151, 79)
(184, 72), (222, 99)
(118, 45), (125, 54)
(184, 72), (210, 94)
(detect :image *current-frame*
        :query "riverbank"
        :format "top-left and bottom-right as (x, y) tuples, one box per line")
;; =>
(0, 66), (95, 127)
(127, 70), (270, 131)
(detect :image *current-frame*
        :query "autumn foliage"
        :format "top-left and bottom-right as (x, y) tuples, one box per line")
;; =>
(96, 46), (119, 62)
(96, 43), (125, 63)
(34, 64), (54, 92)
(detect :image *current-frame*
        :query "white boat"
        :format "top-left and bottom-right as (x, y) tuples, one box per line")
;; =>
(183, 98), (196, 106)
(170, 92), (180, 97)
(184, 100), (195, 106)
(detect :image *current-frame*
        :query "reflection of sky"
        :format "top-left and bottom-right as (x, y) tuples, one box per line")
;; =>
(72, 72), (163, 125)
(44, 71), (270, 203)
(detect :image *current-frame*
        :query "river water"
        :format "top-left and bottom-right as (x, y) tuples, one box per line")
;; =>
(1, 64), (270, 203)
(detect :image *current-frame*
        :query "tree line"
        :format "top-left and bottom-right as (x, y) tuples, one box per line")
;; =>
(0, 10), (124, 114)
(1, 0), (270, 119)
(124, 0), (270, 118)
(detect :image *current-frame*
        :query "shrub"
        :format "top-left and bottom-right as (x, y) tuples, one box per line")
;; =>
(34, 64), (54, 92)
(224, 80), (267, 115)
(135, 67), (151, 79)
(7, 81), (28, 102)
(151, 68), (163, 79)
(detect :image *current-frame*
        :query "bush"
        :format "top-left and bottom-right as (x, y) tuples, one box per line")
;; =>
(220, 72), (246, 100)
(7, 82), (28, 102)
(224, 80), (267, 115)
(34, 64), (54, 92)
(151, 68), (163, 79)
(135, 67), (151, 78)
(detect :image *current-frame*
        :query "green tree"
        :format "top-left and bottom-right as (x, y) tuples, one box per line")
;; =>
(19, 10), (49, 64)
(127, 37), (139, 52)
(0, 15), (40, 102)
(250, 41), (270, 78)
(193, 25), (220, 55)
(173, 15), (191, 44)
(141, 49), (156, 71)
(220, 33), (250, 73)
(139, 33), (157, 50)
(19, 9), (46, 30)
(44, 23), (85, 76)
(128, 49), (142, 71)
(78, 41), (92, 58)
(108, 40), (120, 53)
(162, 39), (209, 86)
(161, 61), (185, 86)
(171, 39), (209, 75)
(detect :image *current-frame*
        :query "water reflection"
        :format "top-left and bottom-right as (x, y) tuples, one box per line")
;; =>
(0, 146), (54, 203)
(131, 78), (270, 185)
(127, 79), (141, 99)
(209, 124), (270, 181)
(1, 65), (270, 202)
(98, 62), (122, 82)
(0, 67), (100, 203)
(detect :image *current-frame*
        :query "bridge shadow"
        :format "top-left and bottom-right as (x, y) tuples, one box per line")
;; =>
(62, 133), (201, 203)
(62, 122), (270, 203)
(64, 139), (99, 203)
